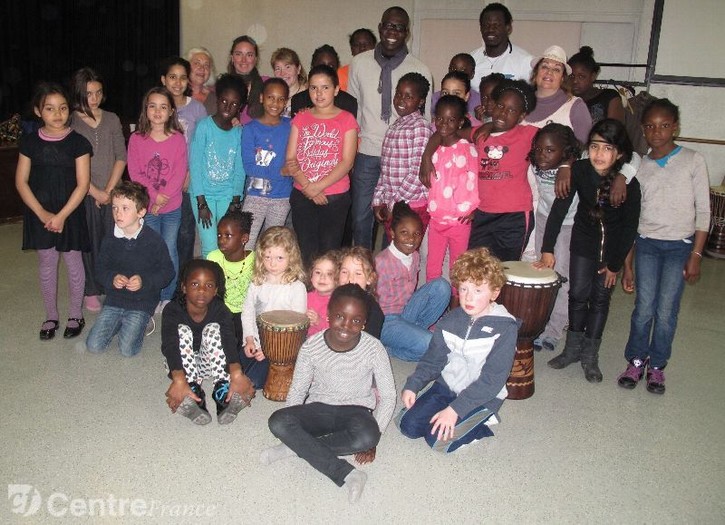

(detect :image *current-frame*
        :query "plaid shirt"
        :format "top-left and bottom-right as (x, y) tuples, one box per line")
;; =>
(375, 247), (420, 315)
(372, 112), (432, 209)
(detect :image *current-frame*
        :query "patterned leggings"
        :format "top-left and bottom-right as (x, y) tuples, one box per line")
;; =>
(173, 322), (231, 409)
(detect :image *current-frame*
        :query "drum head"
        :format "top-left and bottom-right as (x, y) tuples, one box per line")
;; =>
(501, 261), (559, 285)
(258, 310), (309, 328)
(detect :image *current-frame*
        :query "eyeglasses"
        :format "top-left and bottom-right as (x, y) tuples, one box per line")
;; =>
(381, 22), (407, 33)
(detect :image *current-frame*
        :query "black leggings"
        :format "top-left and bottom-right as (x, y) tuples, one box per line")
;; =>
(290, 188), (351, 268)
(568, 254), (614, 339)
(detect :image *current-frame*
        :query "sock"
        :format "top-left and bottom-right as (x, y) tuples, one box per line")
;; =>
(344, 469), (367, 503)
(38, 249), (60, 322)
(259, 444), (296, 465)
(62, 250), (85, 321)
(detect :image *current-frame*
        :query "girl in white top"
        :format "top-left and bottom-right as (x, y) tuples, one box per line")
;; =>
(241, 227), (307, 387)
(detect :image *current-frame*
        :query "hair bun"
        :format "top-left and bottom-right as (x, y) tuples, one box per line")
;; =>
(579, 46), (594, 57)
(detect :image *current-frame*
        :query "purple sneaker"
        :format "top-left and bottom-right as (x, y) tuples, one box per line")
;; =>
(617, 358), (647, 389)
(646, 367), (666, 395)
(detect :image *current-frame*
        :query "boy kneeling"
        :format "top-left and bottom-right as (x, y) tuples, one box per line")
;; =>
(85, 182), (173, 356)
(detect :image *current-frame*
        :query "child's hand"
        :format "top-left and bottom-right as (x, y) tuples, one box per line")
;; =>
(113, 274), (129, 289)
(458, 211), (475, 224)
(418, 162), (435, 189)
(401, 389), (417, 409)
(472, 124), (491, 144)
(306, 309), (320, 327)
(534, 253), (555, 269)
(311, 194), (328, 206)
(373, 205), (390, 223)
(598, 266), (618, 288)
(95, 190), (111, 207)
(354, 447), (376, 465)
(474, 104), (485, 123)
(554, 166), (572, 199)
(683, 254), (702, 285)
(430, 406), (459, 442)
(126, 275), (143, 292)
(621, 266), (635, 293)
(198, 207), (212, 228)
(610, 174), (627, 207)
(165, 376), (199, 413)
(45, 214), (66, 233)
(156, 193), (170, 208)
(37, 209), (54, 226)
(244, 339), (265, 361)
(228, 366), (255, 405)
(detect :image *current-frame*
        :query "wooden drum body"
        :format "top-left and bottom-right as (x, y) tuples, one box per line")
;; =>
(497, 262), (562, 400)
(706, 186), (725, 259)
(257, 310), (309, 401)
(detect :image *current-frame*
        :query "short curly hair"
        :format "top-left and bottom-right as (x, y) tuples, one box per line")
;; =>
(450, 248), (506, 290)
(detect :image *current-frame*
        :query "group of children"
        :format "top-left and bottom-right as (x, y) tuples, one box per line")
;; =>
(15, 31), (710, 504)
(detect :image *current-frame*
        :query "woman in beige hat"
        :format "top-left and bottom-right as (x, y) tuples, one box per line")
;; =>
(523, 45), (592, 144)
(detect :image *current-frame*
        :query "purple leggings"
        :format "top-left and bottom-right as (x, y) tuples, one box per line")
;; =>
(37, 249), (85, 322)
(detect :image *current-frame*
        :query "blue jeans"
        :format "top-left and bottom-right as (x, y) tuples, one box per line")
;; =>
(350, 153), (380, 249)
(144, 208), (181, 301)
(624, 236), (692, 368)
(398, 382), (494, 452)
(86, 306), (151, 357)
(381, 278), (451, 361)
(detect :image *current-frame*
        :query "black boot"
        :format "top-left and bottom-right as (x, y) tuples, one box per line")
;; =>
(547, 331), (584, 369)
(213, 381), (248, 425)
(580, 338), (603, 383)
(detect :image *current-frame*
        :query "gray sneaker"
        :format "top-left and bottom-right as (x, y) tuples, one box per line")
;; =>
(177, 396), (212, 425)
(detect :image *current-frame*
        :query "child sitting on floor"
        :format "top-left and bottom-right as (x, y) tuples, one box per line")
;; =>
(261, 284), (396, 503)
(398, 248), (519, 453)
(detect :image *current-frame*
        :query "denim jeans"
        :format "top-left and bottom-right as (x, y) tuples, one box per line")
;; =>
(268, 403), (380, 486)
(86, 306), (151, 357)
(398, 381), (494, 452)
(381, 278), (451, 361)
(624, 236), (692, 368)
(144, 208), (181, 301)
(350, 153), (381, 249)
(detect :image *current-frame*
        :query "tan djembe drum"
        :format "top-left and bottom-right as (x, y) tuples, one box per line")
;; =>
(705, 185), (725, 259)
(497, 262), (562, 400)
(257, 310), (309, 401)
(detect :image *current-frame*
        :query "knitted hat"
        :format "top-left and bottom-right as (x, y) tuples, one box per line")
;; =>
(531, 45), (572, 75)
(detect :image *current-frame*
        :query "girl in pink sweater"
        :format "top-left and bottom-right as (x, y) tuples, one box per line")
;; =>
(427, 95), (479, 281)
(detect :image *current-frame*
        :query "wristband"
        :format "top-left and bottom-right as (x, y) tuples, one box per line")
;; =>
(692, 251), (703, 258)
(558, 164), (571, 169)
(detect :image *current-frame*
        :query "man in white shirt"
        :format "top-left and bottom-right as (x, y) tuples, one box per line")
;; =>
(471, 3), (533, 88)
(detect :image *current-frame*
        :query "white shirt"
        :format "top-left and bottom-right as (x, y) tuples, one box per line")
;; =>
(471, 41), (534, 88)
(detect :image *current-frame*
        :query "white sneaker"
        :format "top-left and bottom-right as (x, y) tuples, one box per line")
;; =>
(155, 300), (170, 315)
(145, 317), (156, 336)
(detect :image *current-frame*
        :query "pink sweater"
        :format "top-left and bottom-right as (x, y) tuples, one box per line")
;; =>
(429, 139), (480, 224)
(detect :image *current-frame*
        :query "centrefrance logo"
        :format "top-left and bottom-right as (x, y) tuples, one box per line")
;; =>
(7, 484), (216, 518)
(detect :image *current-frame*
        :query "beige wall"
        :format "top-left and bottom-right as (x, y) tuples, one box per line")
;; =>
(181, 0), (725, 185)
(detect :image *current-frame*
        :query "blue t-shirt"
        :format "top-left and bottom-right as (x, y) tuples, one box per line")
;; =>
(241, 118), (293, 199)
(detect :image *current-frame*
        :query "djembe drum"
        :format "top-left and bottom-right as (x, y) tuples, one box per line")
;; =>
(497, 262), (562, 400)
(257, 310), (309, 401)
(705, 185), (725, 259)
